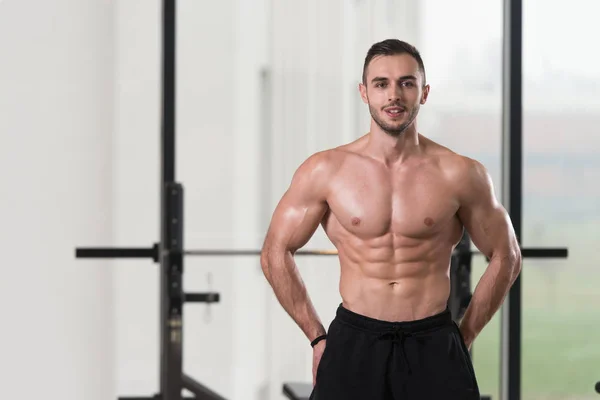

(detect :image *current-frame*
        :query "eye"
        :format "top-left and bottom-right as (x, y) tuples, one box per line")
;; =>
(401, 81), (415, 87)
(375, 82), (387, 88)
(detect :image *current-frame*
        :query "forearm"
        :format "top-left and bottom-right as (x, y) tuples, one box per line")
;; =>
(261, 250), (326, 342)
(460, 251), (521, 344)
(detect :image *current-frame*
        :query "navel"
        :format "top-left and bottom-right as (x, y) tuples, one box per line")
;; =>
(424, 217), (434, 227)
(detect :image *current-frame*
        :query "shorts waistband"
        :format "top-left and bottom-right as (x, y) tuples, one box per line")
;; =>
(335, 303), (453, 333)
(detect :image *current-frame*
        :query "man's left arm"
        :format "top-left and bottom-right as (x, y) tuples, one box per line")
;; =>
(456, 158), (522, 348)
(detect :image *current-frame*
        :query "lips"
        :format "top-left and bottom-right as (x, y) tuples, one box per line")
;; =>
(384, 106), (405, 117)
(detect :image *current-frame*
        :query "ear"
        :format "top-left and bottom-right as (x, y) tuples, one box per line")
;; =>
(359, 82), (369, 104)
(420, 84), (430, 105)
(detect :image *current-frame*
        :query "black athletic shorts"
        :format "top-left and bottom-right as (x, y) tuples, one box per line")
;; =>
(310, 304), (480, 400)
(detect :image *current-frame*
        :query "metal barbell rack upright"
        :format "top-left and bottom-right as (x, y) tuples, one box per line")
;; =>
(74, 0), (225, 399)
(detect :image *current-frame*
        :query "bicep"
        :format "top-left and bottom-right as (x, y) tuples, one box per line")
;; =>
(459, 201), (515, 259)
(265, 189), (328, 254)
(263, 155), (330, 254)
(457, 161), (519, 260)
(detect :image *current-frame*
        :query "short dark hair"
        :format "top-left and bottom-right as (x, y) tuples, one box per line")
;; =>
(362, 39), (426, 86)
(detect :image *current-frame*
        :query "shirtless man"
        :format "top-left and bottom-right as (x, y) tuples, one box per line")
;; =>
(260, 39), (522, 399)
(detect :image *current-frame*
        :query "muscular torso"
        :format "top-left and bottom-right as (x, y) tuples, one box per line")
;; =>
(320, 136), (464, 322)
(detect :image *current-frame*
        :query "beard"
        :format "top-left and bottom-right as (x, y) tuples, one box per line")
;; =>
(368, 102), (419, 137)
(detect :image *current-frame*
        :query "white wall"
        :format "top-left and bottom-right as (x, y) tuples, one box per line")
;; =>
(230, 0), (271, 398)
(113, 0), (162, 395)
(0, 1), (115, 399)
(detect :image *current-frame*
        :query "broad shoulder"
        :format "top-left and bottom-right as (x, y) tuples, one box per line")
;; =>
(421, 136), (494, 200)
(293, 137), (365, 177)
(294, 148), (346, 178)
(441, 153), (489, 187)
(289, 147), (352, 198)
(421, 137), (486, 179)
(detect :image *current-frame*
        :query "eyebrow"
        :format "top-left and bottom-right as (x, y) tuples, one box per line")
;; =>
(371, 75), (418, 83)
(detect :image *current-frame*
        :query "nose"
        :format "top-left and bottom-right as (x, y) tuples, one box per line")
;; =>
(387, 84), (402, 102)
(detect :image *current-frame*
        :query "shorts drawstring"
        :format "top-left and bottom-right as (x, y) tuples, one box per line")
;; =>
(377, 328), (413, 374)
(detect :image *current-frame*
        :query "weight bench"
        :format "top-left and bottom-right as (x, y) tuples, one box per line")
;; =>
(282, 382), (491, 400)
(282, 382), (312, 400)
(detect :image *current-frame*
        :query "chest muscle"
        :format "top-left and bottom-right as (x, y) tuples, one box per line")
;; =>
(326, 166), (459, 239)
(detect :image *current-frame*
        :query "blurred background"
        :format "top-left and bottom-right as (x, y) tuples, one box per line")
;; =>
(0, 0), (598, 399)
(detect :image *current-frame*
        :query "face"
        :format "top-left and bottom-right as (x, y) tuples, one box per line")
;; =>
(359, 54), (430, 137)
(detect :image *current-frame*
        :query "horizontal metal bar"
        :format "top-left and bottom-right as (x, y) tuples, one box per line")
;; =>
(75, 246), (158, 260)
(520, 248), (567, 258)
(185, 292), (220, 303)
(182, 373), (227, 400)
(76, 246), (567, 260)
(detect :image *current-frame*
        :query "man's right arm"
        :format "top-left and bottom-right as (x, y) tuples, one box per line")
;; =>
(260, 152), (332, 343)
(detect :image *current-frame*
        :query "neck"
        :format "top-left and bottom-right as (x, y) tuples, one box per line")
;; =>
(365, 122), (421, 166)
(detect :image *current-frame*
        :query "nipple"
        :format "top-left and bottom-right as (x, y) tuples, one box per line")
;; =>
(424, 217), (434, 227)
(351, 217), (361, 226)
